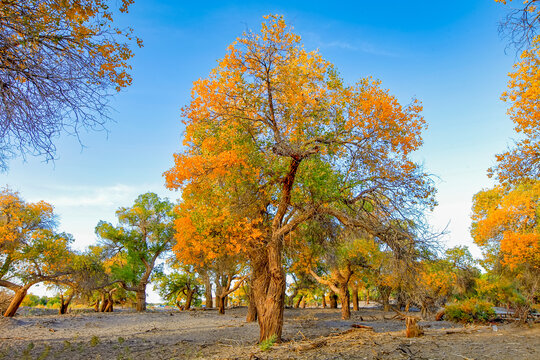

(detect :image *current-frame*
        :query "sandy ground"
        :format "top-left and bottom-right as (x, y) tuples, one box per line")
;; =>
(0, 306), (538, 359)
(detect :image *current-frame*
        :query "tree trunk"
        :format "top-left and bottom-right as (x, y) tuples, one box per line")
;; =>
(338, 286), (350, 320)
(93, 299), (100, 312)
(352, 286), (359, 311)
(366, 289), (370, 304)
(59, 294), (73, 315)
(329, 291), (338, 309)
(246, 284), (257, 322)
(105, 291), (114, 312)
(203, 272), (213, 309)
(135, 287), (146, 312)
(99, 293), (108, 312)
(322, 293), (327, 308)
(3, 286), (29, 317)
(252, 240), (286, 343)
(294, 295), (303, 308)
(217, 295), (225, 314)
(185, 289), (194, 310)
(382, 295), (390, 312)
(288, 288), (298, 308)
(301, 299), (306, 308)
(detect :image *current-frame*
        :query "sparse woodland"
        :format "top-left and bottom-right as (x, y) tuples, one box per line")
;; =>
(0, 1), (539, 359)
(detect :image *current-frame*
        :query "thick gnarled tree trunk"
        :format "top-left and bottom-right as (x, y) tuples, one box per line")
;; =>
(252, 240), (286, 342)
(136, 287), (146, 312)
(309, 265), (353, 320)
(3, 285), (30, 317)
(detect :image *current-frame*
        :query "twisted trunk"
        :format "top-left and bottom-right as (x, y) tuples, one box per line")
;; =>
(59, 293), (74, 315)
(3, 285), (30, 317)
(252, 239), (286, 342)
(184, 288), (195, 310)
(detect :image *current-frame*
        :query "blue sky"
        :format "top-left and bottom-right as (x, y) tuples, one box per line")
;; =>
(1, 1), (518, 297)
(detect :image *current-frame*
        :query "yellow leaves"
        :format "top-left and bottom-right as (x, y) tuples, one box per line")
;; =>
(471, 181), (540, 270)
(490, 29), (540, 182)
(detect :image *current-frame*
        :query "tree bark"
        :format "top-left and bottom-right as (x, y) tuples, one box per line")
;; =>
(184, 289), (195, 310)
(252, 239), (286, 343)
(93, 299), (100, 312)
(59, 293), (74, 315)
(366, 289), (370, 304)
(338, 285), (350, 320)
(352, 286), (359, 311)
(246, 283), (257, 322)
(322, 292), (327, 308)
(217, 295), (225, 315)
(99, 293), (108, 312)
(202, 271), (213, 309)
(294, 295), (303, 308)
(135, 287), (146, 312)
(3, 286), (29, 317)
(329, 291), (338, 308)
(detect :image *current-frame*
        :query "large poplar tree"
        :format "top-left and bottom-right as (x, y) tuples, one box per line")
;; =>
(165, 15), (435, 341)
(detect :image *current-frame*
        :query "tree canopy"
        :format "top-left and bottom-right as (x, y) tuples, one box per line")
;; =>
(165, 15), (436, 341)
(0, 0), (141, 170)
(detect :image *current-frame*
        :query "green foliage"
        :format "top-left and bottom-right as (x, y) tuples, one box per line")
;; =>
(95, 192), (175, 295)
(90, 336), (100, 347)
(444, 298), (496, 323)
(154, 267), (200, 308)
(259, 335), (277, 351)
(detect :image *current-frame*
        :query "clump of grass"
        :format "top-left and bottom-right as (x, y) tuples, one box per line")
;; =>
(63, 340), (72, 350)
(21, 342), (35, 360)
(37, 344), (51, 360)
(117, 337), (125, 344)
(259, 335), (277, 351)
(90, 335), (100, 347)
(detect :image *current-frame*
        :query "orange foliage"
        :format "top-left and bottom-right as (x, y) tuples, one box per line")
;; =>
(0, 0), (141, 91)
(490, 0), (540, 182)
(471, 181), (540, 270)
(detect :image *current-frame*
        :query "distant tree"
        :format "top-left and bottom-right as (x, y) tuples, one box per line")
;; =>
(0, 0), (142, 170)
(154, 267), (200, 310)
(0, 188), (75, 316)
(96, 192), (175, 312)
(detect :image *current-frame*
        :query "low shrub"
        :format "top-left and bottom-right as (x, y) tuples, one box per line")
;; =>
(444, 298), (495, 323)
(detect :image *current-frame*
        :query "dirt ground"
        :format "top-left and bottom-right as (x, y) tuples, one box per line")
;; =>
(0, 306), (538, 359)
